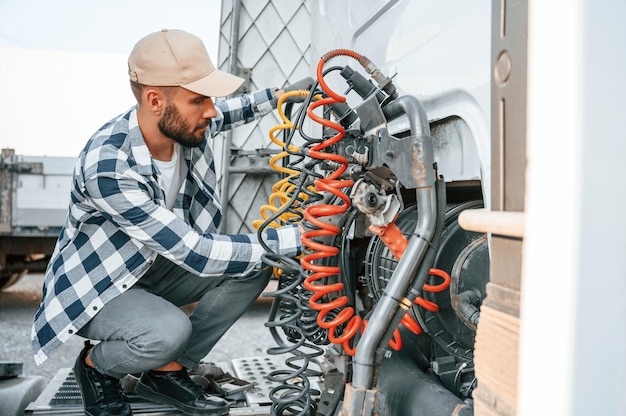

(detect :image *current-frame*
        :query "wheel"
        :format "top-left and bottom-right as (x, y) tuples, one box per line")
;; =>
(0, 269), (27, 291)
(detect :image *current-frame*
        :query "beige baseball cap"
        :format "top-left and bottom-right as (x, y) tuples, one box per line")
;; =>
(128, 29), (244, 97)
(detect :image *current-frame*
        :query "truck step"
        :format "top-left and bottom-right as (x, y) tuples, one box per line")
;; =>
(23, 356), (297, 415)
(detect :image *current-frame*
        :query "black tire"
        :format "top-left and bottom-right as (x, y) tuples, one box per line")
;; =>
(0, 269), (27, 291)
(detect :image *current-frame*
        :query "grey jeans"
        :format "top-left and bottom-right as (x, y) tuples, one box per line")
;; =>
(77, 255), (271, 379)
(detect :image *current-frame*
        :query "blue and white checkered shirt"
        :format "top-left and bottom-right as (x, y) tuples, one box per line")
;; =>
(31, 88), (301, 364)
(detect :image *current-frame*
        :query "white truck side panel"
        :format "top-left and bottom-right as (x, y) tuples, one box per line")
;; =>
(8, 154), (74, 229)
(311, 0), (491, 198)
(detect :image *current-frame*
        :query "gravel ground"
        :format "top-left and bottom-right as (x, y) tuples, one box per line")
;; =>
(0, 273), (280, 384)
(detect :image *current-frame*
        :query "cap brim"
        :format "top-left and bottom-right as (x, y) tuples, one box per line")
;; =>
(182, 69), (245, 98)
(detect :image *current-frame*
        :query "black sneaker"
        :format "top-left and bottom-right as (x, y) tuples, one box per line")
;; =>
(135, 368), (229, 416)
(74, 341), (133, 416)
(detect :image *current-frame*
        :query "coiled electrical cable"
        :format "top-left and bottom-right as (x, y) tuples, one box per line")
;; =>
(253, 90), (313, 230)
(256, 90), (323, 416)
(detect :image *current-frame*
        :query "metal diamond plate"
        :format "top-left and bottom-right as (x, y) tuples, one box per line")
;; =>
(230, 356), (289, 406)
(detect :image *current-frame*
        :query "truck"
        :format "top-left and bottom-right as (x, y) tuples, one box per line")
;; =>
(0, 148), (74, 290)
(2, 0), (624, 415)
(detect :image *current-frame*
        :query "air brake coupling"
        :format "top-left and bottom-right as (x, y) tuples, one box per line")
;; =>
(350, 179), (401, 227)
(358, 56), (398, 101)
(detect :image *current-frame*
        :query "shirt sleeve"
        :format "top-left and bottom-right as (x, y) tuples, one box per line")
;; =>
(210, 88), (278, 135)
(83, 172), (300, 277)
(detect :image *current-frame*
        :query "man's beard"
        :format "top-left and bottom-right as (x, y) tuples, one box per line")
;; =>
(157, 102), (209, 148)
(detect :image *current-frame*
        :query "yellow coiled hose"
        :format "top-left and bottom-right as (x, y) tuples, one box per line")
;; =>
(253, 90), (314, 230)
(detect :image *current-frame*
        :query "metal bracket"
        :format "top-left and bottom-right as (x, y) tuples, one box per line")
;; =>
(229, 148), (280, 174)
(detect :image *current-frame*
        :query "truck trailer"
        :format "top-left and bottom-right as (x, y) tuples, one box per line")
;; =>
(0, 148), (74, 290)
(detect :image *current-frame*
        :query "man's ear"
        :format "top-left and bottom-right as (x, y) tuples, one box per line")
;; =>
(144, 87), (165, 116)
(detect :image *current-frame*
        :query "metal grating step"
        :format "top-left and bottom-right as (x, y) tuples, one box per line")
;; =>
(25, 368), (179, 415)
(24, 357), (298, 415)
(47, 371), (82, 406)
(231, 356), (287, 406)
(47, 371), (149, 407)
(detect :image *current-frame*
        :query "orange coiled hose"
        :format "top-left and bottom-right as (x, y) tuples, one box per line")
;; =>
(370, 222), (451, 350)
(301, 50), (361, 356)
(301, 49), (449, 355)
(397, 268), (451, 344)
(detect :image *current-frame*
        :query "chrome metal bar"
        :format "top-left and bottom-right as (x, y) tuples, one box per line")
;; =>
(218, 0), (242, 233)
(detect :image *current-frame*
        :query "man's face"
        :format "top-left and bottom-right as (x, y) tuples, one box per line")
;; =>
(157, 88), (216, 147)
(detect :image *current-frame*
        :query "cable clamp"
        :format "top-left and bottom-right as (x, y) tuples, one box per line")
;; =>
(412, 232), (436, 250)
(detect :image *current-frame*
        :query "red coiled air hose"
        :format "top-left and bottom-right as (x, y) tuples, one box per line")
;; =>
(301, 49), (362, 356)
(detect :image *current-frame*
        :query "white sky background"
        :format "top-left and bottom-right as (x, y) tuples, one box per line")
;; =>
(0, 0), (222, 157)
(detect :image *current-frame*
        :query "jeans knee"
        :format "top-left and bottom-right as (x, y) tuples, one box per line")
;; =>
(145, 312), (192, 361)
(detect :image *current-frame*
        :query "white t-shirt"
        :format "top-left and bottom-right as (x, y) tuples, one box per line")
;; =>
(153, 144), (187, 210)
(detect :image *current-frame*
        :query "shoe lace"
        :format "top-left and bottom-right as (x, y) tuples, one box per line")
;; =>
(170, 371), (206, 398)
(93, 373), (126, 405)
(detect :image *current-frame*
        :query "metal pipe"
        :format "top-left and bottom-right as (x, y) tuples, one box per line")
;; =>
(378, 179), (446, 349)
(218, 0), (242, 233)
(352, 95), (437, 390)
(228, 166), (275, 174)
(383, 96), (430, 138)
(352, 186), (436, 389)
(227, 0), (242, 75)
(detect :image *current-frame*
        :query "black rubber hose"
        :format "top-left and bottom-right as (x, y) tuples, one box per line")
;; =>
(410, 178), (447, 298)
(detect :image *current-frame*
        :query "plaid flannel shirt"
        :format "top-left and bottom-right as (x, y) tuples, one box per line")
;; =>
(32, 88), (301, 364)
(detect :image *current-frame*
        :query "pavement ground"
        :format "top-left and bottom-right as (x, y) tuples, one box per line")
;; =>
(0, 273), (280, 384)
